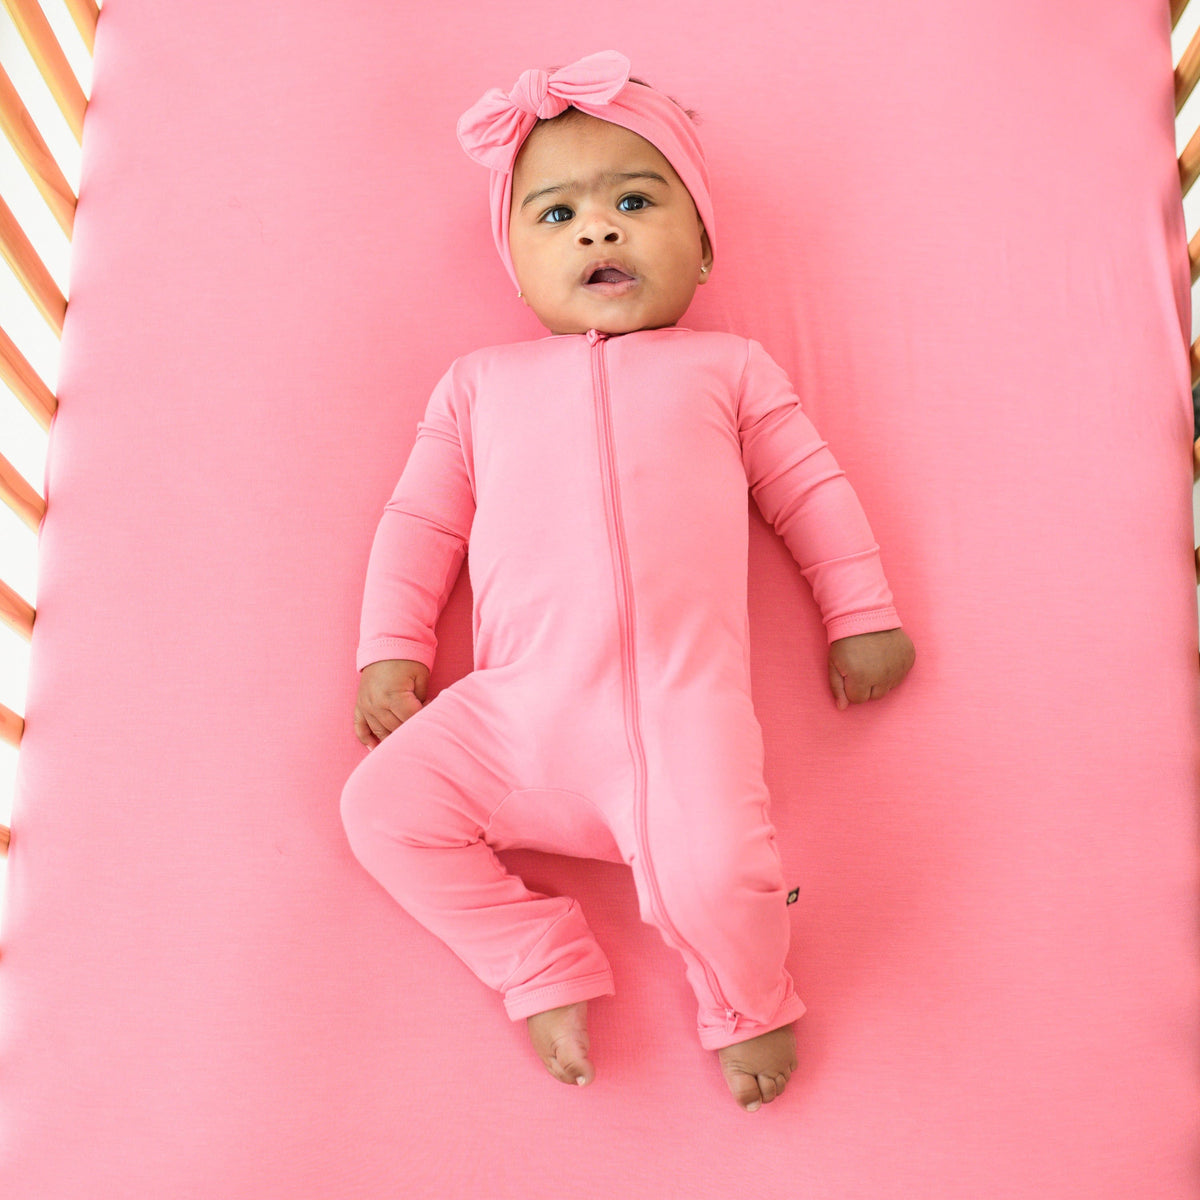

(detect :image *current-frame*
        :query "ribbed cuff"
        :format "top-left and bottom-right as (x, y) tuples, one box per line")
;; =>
(502, 969), (617, 1021)
(697, 988), (807, 1051)
(825, 607), (902, 643)
(356, 637), (435, 672)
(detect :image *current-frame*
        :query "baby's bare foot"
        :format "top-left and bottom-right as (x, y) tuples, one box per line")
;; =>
(717, 1023), (797, 1112)
(527, 1001), (595, 1087)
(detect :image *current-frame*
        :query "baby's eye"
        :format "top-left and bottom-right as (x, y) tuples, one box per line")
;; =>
(617, 194), (651, 212)
(540, 205), (574, 224)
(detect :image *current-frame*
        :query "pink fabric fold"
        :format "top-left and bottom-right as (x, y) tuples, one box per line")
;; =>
(458, 50), (632, 167)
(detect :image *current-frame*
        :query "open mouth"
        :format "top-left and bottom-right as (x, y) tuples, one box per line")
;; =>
(583, 265), (638, 295)
(586, 267), (634, 284)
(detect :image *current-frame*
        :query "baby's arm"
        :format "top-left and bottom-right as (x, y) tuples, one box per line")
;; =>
(736, 339), (914, 707)
(354, 362), (474, 741)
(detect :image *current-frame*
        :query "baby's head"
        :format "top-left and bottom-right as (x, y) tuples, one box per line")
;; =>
(457, 52), (714, 336)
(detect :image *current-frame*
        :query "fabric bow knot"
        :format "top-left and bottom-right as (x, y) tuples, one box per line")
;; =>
(457, 50), (632, 171)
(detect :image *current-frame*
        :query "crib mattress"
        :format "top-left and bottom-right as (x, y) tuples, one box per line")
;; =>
(1, 1), (1197, 1196)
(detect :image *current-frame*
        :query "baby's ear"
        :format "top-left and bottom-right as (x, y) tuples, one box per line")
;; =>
(699, 225), (714, 278)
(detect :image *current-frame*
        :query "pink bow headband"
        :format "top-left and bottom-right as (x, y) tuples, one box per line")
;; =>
(456, 50), (715, 294)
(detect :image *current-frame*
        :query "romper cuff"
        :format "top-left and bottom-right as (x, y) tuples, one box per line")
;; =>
(356, 637), (436, 672)
(824, 607), (902, 643)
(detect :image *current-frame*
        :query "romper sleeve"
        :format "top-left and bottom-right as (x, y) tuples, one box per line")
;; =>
(356, 360), (476, 672)
(736, 338), (901, 643)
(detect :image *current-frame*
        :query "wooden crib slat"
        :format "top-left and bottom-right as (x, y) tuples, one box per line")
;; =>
(1180, 124), (1200, 198)
(62, 0), (99, 55)
(0, 324), (56, 431)
(0, 4), (96, 880)
(1176, 23), (1200, 113)
(1174, 0), (1191, 32)
(0, 61), (76, 239)
(0, 701), (22, 750)
(0, 0), (87, 144)
(0, 576), (34, 641)
(0, 193), (66, 337)
(0, 449), (45, 532)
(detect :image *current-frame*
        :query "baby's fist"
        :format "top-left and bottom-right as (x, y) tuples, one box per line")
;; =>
(827, 628), (915, 711)
(354, 658), (430, 748)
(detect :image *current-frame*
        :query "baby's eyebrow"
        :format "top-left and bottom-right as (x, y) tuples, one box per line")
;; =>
(519, 170), (670, 211)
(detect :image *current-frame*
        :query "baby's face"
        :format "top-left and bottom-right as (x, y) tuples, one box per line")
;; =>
(508, 113), (712, 336)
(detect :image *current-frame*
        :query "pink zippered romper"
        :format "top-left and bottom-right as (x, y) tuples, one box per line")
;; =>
(340, 325), (900, 1050)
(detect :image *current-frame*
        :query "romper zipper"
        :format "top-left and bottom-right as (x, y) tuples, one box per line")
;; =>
(586, 330), (739, 1036)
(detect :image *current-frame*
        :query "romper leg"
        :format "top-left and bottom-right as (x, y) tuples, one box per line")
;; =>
(340, 680), (615, 1020)
(625, 688), (806, 1050)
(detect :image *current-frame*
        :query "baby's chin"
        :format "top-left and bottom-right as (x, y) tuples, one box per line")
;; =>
(544, 322), (664, 336)
(526, 291), (696, 337)
(538, 311), (693, 337)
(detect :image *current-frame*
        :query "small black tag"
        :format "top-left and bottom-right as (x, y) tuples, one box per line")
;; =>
(786, 887), (800, 906)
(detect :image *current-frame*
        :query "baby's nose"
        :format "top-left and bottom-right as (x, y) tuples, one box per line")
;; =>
(579, 230), (620, 245)
(576, 213), (623, 246)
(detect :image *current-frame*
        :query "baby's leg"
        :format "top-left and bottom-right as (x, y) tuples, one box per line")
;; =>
(624, 689), (806, 1109)
(340, 682), (615, 1026)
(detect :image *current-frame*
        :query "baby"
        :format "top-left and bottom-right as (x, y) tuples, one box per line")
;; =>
(340, 51), (915, 1114)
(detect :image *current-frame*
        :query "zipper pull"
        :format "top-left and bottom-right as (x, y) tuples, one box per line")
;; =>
(585, 328), (607, 345)
(724, 1009), (740, 1035)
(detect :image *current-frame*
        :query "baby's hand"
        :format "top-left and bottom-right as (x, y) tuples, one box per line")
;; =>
(827, 628), (915, 711)
(354, 658), (430, 748)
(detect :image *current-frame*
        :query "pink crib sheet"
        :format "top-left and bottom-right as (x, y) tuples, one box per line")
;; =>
(1, 1), (1197, 1196)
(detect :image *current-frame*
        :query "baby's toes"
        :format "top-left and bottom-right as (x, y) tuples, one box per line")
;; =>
(546, 1037), (593, 1087)
(557, 1050), (594, 1087)
(726, 1070), (766, 1112)
(756, 1072), (787, 1105)
(527, 1004), (595, 1088)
